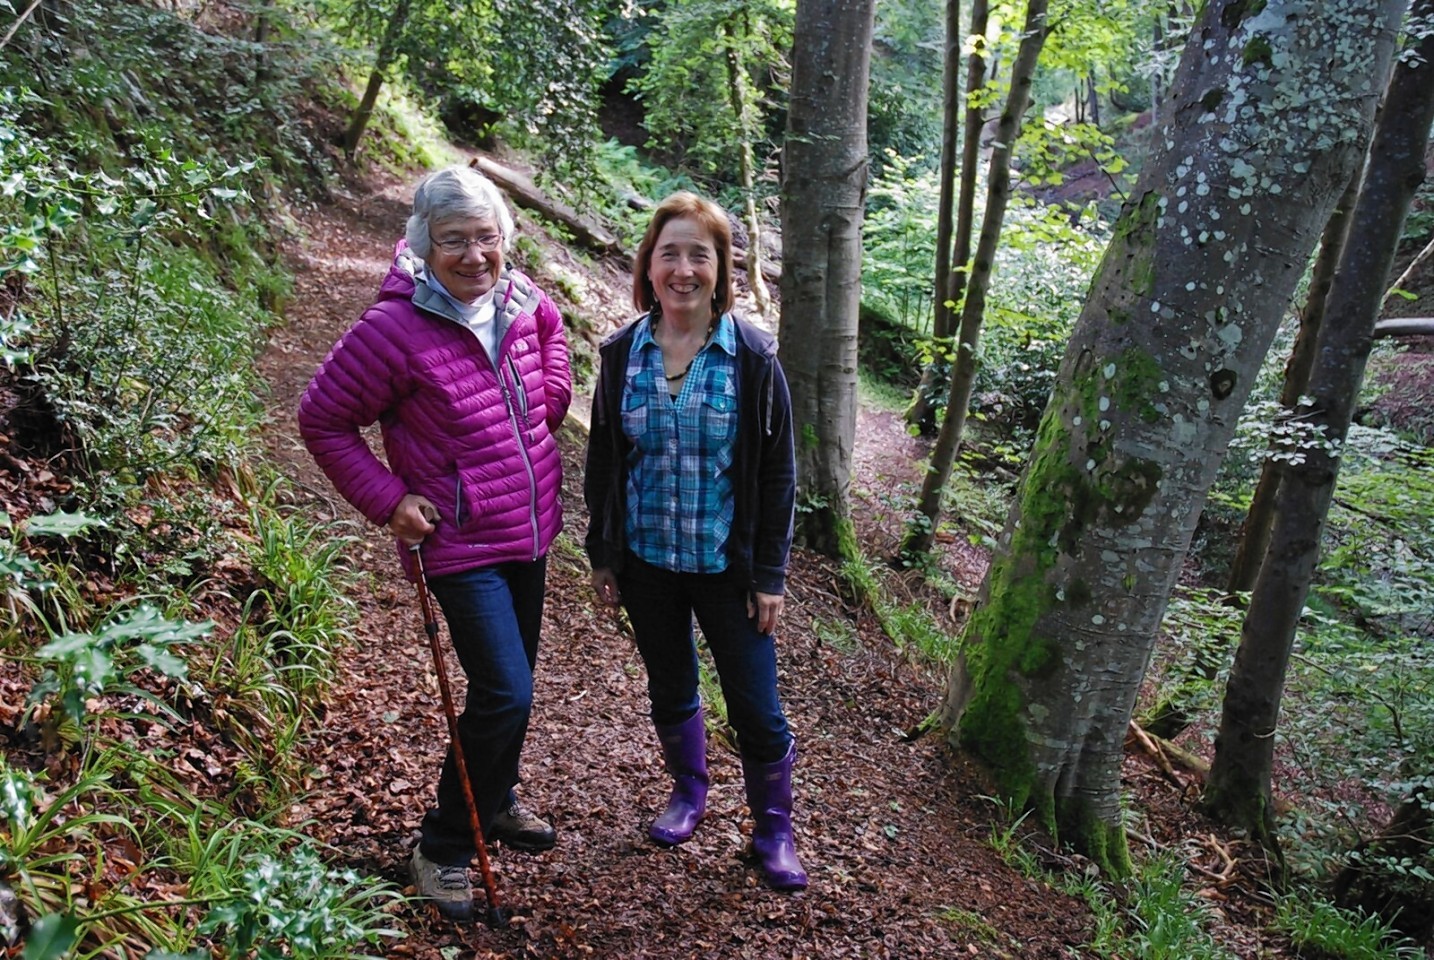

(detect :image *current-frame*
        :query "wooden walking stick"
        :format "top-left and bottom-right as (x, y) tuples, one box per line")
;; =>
(411, 544), (508, 927)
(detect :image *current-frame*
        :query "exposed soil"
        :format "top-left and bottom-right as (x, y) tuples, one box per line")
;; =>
(251, 163), (1298, 959)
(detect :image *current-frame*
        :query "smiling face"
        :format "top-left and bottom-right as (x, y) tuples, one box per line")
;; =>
(428, 215), (503, 303)
(647, 216), (718, 323)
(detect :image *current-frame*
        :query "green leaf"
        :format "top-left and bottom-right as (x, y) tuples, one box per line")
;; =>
(21, 511), (107, 538)
(134, 644), (189, 679)
(36, 630), (101, 658)
(23, 913), (80, 960)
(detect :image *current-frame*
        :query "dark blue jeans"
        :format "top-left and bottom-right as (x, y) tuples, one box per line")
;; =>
(618, 552), (792, 763)
(419, 556), (546, 865)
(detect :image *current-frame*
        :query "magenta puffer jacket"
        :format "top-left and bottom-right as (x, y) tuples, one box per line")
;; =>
(297, 245), (572, 579)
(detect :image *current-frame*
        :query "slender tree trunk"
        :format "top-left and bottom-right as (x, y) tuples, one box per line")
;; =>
(1150, 13), (1164, 127)
(342, 0), (412, 157)
(908, 0), (990, 435)
(1225, 175), (1358, 594)
(778, 0), (876, 556)
(252, 0), (275, 88)
(1204, 3), (1434, 857)
(725, 15), (772, 317)
(904, 0), (962, 435)
(942, 0), (1399, 876)
(902, 0), (1049, 556)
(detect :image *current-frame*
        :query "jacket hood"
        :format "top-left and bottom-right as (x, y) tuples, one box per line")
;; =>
(376, 240), (422, 302)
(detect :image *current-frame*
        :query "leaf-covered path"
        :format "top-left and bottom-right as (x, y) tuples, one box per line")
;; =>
(257, 168), (1096, 959)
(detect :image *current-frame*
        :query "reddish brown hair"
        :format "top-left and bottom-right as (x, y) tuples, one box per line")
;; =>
(632, 191), (735, 315)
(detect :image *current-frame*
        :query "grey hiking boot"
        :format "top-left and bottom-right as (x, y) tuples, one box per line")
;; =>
(410, 846), (473, 922)
(490, 799), (556, 852)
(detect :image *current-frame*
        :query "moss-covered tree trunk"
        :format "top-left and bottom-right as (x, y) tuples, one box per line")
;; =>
(778, 0), (874, 556)
(942, 0), (1400, 876)
(903, 0), (1048, 557)
(1204, 0), (1434, 855)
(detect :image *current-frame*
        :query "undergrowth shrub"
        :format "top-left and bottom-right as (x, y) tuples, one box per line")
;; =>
(1274, 895), (1422, 960)
(860, 153), (1106, 433)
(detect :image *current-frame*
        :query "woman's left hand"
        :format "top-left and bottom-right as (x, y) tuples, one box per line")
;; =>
(748, 591), (784, 635)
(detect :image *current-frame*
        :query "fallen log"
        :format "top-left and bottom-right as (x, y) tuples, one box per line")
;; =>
(471, 156), (626, 259)
(1373, 317), (1434, 338)
(734, 247), (782, 284)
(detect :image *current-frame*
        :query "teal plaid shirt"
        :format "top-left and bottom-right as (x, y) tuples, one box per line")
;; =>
(622, 314), (738, 573)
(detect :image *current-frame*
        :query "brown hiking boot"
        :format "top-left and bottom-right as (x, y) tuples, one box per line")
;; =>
(490, 799), (556, 852)
(410, 846), (473, 922)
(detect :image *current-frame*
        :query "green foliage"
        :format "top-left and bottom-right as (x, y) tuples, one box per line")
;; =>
(630, 0), (790, 175)
(839, 548), (957, 664)
(1015, 117), (1128, 191)
(1273, 896), (1422, 960)
(1140, 588), (1243, 736)
(587, 139), (696, 249)
(1, 1), (339, 190)
(28, 605), (210, 730)
(862, 154), (1107, 430)
(1, 91), (271, 503)
(867, 0), (944, 172)
(324, 0), (607, 178)
(0, 748), (163, 956)
(198, 842), (404, 959)
(864, 151), (940, 335)
(1118, 855), (1235, 959)
(984, 803), (1241, 960)
(243, 495), (360, 703)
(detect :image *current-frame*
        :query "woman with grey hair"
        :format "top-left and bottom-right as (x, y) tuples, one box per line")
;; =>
(298, 164), (571, 922)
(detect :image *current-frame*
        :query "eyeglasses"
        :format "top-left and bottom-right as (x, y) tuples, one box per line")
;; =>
(433, 233), (502, 255)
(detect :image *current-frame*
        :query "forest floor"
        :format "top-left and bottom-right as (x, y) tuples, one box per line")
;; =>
(250, 161), (1301, 959)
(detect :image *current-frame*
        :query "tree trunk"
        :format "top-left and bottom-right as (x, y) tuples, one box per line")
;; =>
(904, 0), (963, 435)
(902, 0), (1049, 557)
(341, 0), (412, 157)
(942, 0), (1399, 876)
(778, 0), (876, 557)
(1225, 175), (1357, 595)
(725, 14), (772, 317)
(252, 0), (275, 88)
(1204, 0), (1434, 857)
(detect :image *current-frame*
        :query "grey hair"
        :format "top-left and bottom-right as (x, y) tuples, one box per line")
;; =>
(404, 165), (516, 259)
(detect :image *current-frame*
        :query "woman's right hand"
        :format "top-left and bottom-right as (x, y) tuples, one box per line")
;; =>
(389, 494), (439, 546)
(591, 567), (621, 606)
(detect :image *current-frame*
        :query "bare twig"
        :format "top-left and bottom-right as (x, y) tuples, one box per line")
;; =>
(1127, 718), (1185, 787)
(0, 0), (44, 52)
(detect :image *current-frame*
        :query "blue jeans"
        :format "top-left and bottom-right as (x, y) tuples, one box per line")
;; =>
(418, 556), (546, 865)
(618, 552), (792, 763)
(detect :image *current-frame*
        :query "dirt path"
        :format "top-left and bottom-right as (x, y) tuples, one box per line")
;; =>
(257, 170), (1097, 959)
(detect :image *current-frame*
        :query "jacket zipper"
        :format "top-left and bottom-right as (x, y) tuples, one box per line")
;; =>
(497, 358), (541, 559)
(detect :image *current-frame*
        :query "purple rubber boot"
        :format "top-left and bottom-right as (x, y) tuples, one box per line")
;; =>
(742, 743), (808, 890)
(649, 708), (709, 846)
